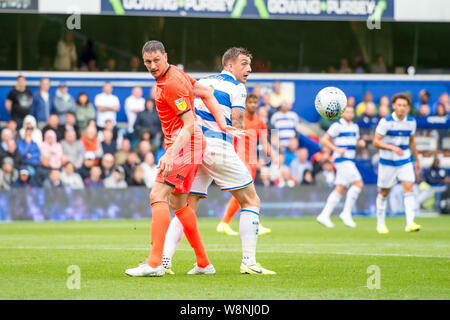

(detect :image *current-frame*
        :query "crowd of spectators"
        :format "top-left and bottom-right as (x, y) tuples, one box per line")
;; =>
(1, 75), (449, 193)
(1, 75), (162, 191)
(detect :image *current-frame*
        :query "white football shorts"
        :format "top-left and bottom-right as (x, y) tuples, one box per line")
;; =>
(334, 160), (362, 187)
(190, 138), (253, 197)
(377, 162), (415, 189)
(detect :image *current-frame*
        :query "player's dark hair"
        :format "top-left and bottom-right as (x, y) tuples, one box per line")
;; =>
(17, 75), (25, 80)
(246, 93), (258, 103)
(142, 40), (166, 56)
(391, 93), (411, 106)
(222, 47), (252, 68)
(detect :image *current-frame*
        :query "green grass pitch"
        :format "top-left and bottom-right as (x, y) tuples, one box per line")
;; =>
(0, 217), (449, 300)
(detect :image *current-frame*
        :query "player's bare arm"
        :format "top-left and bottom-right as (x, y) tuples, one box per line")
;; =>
(373, 133), (403, 156)
(409, 135), (421, 176)
(231, 107), (245, 130)
(321, 133), (345, 156)
(157, 110), (195, 177)
(5, 99), (12, 113)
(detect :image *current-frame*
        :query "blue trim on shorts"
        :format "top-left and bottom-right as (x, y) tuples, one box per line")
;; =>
(189, 191), (208, 196)
(221, 180), (253, 191)
(379, 158), (411, 166)
(334, 157), (355, 163)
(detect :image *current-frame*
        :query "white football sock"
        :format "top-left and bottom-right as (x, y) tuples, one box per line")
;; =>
(320, 190), (343, 218)
(342, 186), (362, 217)
(239, 207), (260, 266)
(163, 216), (184, 259)
(376, 194), (387, 227)
(404, 192), (416, 226)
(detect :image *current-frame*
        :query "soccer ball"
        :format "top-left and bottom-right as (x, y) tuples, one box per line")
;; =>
(314, 87), (347, 119)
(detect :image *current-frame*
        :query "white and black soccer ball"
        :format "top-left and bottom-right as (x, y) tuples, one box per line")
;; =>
(314, 87), (347, 119)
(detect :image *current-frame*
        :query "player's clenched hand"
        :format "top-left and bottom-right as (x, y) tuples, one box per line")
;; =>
(224, 125), (245, 138)
(336, 148), (346, 156)
(157, 151), (174, 178)
(391, 146), (404, 156)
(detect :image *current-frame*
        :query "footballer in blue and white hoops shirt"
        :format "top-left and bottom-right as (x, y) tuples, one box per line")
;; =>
(317, 105), (364, 229)
(373, 94), (421, 234)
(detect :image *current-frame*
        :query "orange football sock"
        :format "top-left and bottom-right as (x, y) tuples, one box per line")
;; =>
(221, 196), (240, 224)
(174, 205), (210, 268)
(147, 201), (171, 268)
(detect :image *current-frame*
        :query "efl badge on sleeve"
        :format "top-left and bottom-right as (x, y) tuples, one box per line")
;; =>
(175, 97), (187, 111)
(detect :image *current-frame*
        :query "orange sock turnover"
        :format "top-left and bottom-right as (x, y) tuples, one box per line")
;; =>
(221, 196), (240, 224)
(147, 201), (171, 268)
(174, 205), (210, 268)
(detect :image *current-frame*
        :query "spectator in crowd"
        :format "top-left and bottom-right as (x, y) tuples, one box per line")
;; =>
(114, 138), (130, 166)
(30, 77), (52, 124)
(310, 146), (333, 177)
(94, 82), (120, 129)
(432, 93), (450, 114)
(353, 56), (366, 74)
(129, 165), (146, 187)
(129, 56), (141, 72)
(370, 54), (387, 73)
(40, 130), (63, 169)
(79, 38), (96, 70)
(17, 127), (41, 167)
(80, 125), (103, 163)
(357, 101), (378, 127)
(141, 151), (157, 189)
(338, 58), (352, 73)
(423, 157), (449, 185)
(60, 161), (84, 189)
(378, 103), (390, 118)
(260, 92), (276, 118)
(154, 141), (166, 164)
(314, 160), (336, 187)
(268, 152), (285, 186)
(75, 92), (96, 136)
(290, 148), (313, 185)
(0, 140), (25, 169)
(5, 120), (19, 141)
(99, 119), (122, 146)
(0, 157), (18, 191)
(19, 115), (43, 147)
(133, 98), (162, 141)
(43, 169), (63, 188)
(42, 114), (64, 141)
(0, 128), (13, 152)
(77, 152), (96, 180)
(34, 153), (52, 187)
(269, 81), (289, 109)
(251, 85), (263, 103)
(355, 91), (374, 117)
(123, 151), (140, 185)
(62, 112), (79, 138)
(125, 87), (145, 135)
(414, 89), (430, 112)
(84, 166), (103, 188)
(270, 102), (300, 150)
(275, 166), (296, 188)
(135, 140), (152, 162)
(11, 167), (37, 188)
(100, 153), (115, 179)
(104, 166), (127, 189)
(53, 82), (76, 125)
(436, 103), (447, 117)
(61, 128), (85, 168)
(5, 75), (33, 128)
(301, 170), (315, 185)
(378, 95), (390, 110)
(104, 58), (117, 72)
(284, 137), (299, 166)
(101, 129), (117, 155)
(418, 104), (431, 118)
(54, 31), (77, 71)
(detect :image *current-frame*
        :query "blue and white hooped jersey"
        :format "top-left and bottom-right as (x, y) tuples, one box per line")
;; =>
(194, 70), (246, 144)
(375, 113), (416, 166)
(326, 119), (360, 163)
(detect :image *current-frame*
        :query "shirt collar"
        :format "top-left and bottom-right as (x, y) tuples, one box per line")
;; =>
(221, 70), (236, 80)
(392, 112), (406, 122)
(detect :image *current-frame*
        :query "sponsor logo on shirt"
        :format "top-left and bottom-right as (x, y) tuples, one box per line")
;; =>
(175, 97), (187, 111)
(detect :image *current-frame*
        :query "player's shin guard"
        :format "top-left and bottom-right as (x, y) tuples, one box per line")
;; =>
(404, 192), (416, 226)
(163, 216), (184, 259)
(147, 201), (171, 268)
(174, 206), (210, 268)
(342, 185), (362, 217)
(239, 207), (260, 266)
(376, 194), (387, 226)
(320, 190), (343, 218)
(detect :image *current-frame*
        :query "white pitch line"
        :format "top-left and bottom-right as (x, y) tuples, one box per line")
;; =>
(0, 246), (449, 259)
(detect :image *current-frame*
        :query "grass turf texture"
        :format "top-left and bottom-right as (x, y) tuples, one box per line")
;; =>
(0, 217), (449, 300)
